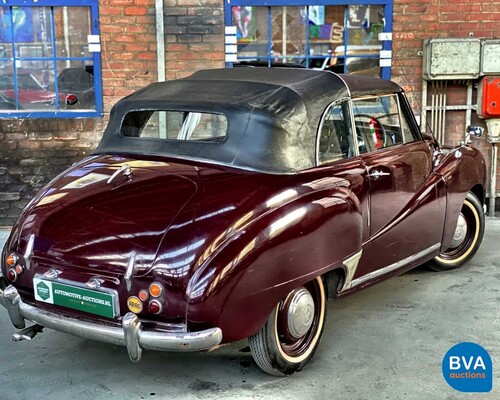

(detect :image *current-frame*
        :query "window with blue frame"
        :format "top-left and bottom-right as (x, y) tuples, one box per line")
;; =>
(0, 0), (102, 118)
(225, 1), (393, 80)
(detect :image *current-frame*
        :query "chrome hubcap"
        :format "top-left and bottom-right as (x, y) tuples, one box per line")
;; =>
(451, 213), (468, 247)
(286, 288), (315, 339)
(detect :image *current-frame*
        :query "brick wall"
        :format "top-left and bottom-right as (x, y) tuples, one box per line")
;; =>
(164, 0), (225, 79)
(0, 0), (160, 226)
(392, 0), (500, 199)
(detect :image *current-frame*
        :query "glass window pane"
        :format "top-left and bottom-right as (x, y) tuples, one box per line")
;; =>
(353, 95), (403, 153)
(0, 4), (98, 115)
(398, 96), (419, 143)
(308, 5), (344, 69)
(343, 5), (384, 77)
(233, 6), (268, 60)
(57, 60), (95, 109)
(318, 102), (354, 164)
(15, 62), (57, 111)
(10, 7), (54, 58)
(346, 56), (380, 77)
(346, 5), (384, 46)
(271, 6), (307, 62)
(54, 7), (91, 58)
(122, 111), (228, 142)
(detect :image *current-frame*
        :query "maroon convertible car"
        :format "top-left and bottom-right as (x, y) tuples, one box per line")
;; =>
(0, 68), (486, 376)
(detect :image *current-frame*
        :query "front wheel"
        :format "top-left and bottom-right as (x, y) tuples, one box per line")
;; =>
(249, 276), (326, 376)
(428, 192), (485, 271)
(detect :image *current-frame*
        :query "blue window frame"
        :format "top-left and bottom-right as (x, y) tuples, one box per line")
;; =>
(224, 0), (393, 80)
(0, 0), (103, 118)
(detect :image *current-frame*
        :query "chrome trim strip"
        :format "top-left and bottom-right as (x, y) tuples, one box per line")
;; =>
(0, 282), (223, 360)
(315, 97), (351, 166)
(24, 234), (35, 271)
(124, 252), (136, 292)
(346, 243), (440, 291)
(107, 163), (132, 184)
(341, 250), (363, 292)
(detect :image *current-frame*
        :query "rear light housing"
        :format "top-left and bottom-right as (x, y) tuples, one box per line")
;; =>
(6, 253), (18, 267)
(148, 300), (162, 314)
(149, 282), (163, 298)
(7, 269), (18, 282)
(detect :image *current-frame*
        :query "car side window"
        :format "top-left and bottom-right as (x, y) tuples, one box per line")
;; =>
(398, 96), (421, 143)
(318, 102), (354, 164)
(352, 94), (405, 153)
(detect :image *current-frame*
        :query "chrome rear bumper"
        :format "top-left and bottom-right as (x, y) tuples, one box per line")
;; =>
(0, 281), (222, 362)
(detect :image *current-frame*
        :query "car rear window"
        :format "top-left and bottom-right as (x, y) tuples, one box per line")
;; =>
(121, 110), (228, 143)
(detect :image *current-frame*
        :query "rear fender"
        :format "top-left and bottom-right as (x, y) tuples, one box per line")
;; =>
(437, 146), (486, 250)
(186, 187), (362, 342)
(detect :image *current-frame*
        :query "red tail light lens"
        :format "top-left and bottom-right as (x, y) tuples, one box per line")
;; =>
(148, 300), (162, 314)
(15, 264), (24, 275)
(7, 269), (18, 282)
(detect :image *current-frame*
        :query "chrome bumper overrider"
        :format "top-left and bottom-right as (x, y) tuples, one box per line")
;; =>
(0, 282), (222, 362)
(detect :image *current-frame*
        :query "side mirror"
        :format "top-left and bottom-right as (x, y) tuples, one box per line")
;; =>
(466, 126), (484, 138)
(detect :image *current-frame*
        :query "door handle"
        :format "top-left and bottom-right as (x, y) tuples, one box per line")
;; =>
(369, 170), (390, 179)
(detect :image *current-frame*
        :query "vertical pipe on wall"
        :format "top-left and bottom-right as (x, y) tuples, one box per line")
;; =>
(282, 6), (287, 60)
(63, 7), (71, 69)
(490, 143), (497, 217)
(155, 0), (165, 83)
(155, 0), (166, 138)
(465, 81), (473, 142)
(421, 80), (428, 133)
(431, 83), (435, 139)
(441, 83), (447, 145)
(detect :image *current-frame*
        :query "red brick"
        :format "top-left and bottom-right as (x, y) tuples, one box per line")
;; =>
(101, 25), (123, 33)
(100, 6), (123, 15)
(125, 43), (150, 51)
(168, 44), (188, 52)
(137, 52), (157, 60)
(124, 7), (148, 16)
(112, 34), (137, 43)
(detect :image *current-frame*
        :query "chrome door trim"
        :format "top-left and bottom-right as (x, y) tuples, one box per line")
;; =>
(343, 243), (440, 291)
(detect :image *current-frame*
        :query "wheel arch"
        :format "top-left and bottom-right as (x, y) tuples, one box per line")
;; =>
(186, 187), (363, 342)
(439, 147), (486, 250)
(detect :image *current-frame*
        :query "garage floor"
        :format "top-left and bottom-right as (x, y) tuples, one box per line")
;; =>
(0, 221), (499, 400)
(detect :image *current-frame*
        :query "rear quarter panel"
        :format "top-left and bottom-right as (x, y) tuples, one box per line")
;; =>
(186, 174), (363, 342)
(437, 145), (486, 251)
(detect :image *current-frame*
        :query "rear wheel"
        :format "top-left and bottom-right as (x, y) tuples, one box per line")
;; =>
(428, 192), (485, 271)
(249, 276), (326, 376)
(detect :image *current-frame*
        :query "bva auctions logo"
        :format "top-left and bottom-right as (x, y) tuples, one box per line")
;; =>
(442, 342), (492, 392)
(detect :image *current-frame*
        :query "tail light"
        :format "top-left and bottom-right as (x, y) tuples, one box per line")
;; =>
(6, 253), (18, 267)
(149, 283), (163, 298)
(7, 269), (18, 282)
(148, 300), (162, 314)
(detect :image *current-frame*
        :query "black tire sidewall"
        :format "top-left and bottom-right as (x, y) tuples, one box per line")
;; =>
(430, 192), (485, 271)
(263, 277), (327, 375)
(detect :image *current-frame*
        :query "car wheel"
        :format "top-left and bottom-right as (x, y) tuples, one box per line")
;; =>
(428, 192), (485, 271)
(249, 276), (326, 376)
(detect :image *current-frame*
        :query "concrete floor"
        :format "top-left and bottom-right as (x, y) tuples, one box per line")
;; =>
(0, 222), (499, 400)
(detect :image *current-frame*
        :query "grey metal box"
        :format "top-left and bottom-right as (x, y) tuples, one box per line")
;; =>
(481, 40), (500, 76)
(423, 39), (481, 80)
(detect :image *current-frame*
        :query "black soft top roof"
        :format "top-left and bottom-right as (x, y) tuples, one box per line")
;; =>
(94, 68), (402, 174)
